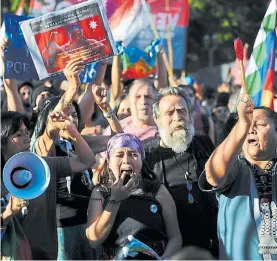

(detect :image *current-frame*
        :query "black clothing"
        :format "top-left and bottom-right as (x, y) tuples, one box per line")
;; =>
(248, 159), (276, 206)
(143, 136), (218, 256)
(97, 179), (166, 260)
(55, 144), (93, 227)
(17, 157), (72, 260)
(56, 170), (93, 227)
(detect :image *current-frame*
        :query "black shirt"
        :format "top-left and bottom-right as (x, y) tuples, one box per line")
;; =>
(55, 143), (93, 227)
(97, 179), (166, 260)
(143, 136), (218, 255)
(17, 157), (72, 260)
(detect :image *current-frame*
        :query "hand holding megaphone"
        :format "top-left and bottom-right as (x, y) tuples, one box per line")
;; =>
(5, 195), (29, 217)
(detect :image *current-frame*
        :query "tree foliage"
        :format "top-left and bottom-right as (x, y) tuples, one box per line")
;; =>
(187, 0), (268, 72)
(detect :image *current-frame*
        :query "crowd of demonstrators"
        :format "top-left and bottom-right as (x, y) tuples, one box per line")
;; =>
(1, 28), (277, 261)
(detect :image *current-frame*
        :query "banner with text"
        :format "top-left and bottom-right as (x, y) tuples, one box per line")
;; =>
(4, 13), (39, 80)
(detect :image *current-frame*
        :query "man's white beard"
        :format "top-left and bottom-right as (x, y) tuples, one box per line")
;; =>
(159, 123), (195, 153)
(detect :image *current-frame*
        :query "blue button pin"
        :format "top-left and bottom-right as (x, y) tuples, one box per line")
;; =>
(150, 204), (158, 213)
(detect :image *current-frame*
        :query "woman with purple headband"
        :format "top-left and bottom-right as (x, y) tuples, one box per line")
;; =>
(86, 133), (182, 260)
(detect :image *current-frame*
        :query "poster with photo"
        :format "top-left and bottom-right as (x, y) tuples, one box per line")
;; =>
(20, 0), (117, 79)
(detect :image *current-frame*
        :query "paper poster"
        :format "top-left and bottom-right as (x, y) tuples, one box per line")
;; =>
(4, 13), (39, 80)
(20, 0), (117, 80)
(28, 0), (189, 70)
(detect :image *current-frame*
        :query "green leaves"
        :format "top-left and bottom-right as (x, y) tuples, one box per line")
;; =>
(186, 0), (267, 71)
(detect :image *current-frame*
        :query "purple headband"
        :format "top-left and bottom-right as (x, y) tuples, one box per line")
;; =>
(106, 133), (145, 159)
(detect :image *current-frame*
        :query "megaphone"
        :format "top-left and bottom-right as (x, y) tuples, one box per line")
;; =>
(3, 152), (50, 200)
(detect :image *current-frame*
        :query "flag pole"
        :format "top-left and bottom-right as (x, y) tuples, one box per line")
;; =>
(239, 60), (248, 94)
(165, 0), (174, 69)
(141, 0), (177, 86)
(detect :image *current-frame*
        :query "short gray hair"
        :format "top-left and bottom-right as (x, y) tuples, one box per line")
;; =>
(128, 78), (157, 97)
(152, 87), (193, 119)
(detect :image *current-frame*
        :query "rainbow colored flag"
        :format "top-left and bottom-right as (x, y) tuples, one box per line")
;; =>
(121, 39), (161, 81)
(245, 0), (276, 109)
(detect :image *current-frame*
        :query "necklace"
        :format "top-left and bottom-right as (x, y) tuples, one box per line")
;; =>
(172, 154), (194, 204)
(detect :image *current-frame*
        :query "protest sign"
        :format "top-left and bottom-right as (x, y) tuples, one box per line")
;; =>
(2, 13), (97, 82)
(4, 13), (39, 80)
(28, 0), (189, 70)
(21, 0), (117, 80)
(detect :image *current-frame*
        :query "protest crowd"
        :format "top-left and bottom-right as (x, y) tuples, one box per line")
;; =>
(1, 0), (277, 260)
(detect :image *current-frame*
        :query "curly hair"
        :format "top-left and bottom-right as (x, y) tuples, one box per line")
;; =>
(152, 86), (194, 120)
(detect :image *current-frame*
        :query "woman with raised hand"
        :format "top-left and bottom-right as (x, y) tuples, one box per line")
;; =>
(1, 110), (95, 260)
(86, 133), (182, 260)
(32, 83), (122, 260)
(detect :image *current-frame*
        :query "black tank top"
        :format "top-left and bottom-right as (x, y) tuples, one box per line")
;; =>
(97, 179), (166, 259)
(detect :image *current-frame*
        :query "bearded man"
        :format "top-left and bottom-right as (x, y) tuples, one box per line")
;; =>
(143, 87), (218, 257)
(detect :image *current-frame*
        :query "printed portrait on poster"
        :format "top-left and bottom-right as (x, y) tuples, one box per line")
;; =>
(21, 0), (117, 79)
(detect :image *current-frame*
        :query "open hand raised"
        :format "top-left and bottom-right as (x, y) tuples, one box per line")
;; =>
(110, 172), (139, 202)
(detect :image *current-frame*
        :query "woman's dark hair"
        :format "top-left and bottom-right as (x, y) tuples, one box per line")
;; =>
(1, 152), (8, 197)
(1, 111), (30, 150)
(1, 111), (30, 198)
(113, 94), (129, 117)
(18, 81), (34, 92)
(216, 92), (229, 107)
(33, 96), (82, 140)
